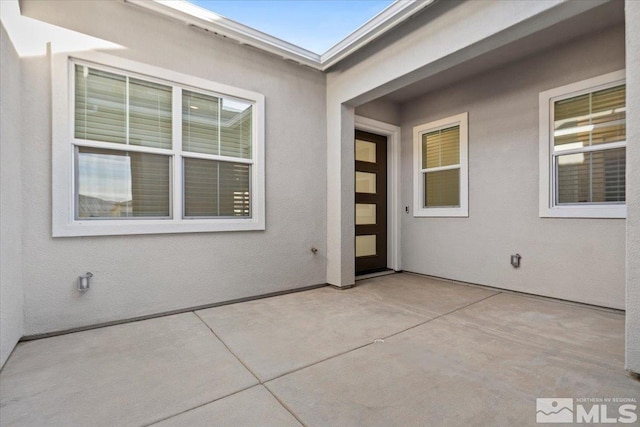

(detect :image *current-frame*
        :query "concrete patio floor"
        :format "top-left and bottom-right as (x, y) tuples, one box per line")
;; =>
(1, 273), (638, 426)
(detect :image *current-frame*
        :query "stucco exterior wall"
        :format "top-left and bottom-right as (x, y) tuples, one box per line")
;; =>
(0, 23), (24, 367)
(625, 0), (640, 373)
(355, 99), (400, 126)
(18, 0), (327, 335)
(400, 25), (626, 309)
(325, 0), (609, 287)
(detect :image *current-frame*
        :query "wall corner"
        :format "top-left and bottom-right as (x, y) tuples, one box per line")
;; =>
(625, 0), (640, 374)
(0, 22), (25, 368)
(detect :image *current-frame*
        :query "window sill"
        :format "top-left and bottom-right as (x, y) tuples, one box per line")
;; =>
(52, 218), (266, 237)
(414, 207), (468, 218)
(539, 205), (626, 219)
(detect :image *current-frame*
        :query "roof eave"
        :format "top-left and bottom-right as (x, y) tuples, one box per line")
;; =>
(124, 0), (436, 71)
(125, 0), (322, 68)
(319, 0), (435, 70)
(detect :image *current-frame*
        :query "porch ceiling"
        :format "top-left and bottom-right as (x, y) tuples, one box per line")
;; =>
(378, 0), (624, 104)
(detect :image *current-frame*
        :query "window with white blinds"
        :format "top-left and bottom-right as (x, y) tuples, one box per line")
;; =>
(553, 84), (626, 205)
(57, 55), (264, 235)
(413, 113), (468, 217)
(422, 126), (461, 207)
(539, 70), (626, 218)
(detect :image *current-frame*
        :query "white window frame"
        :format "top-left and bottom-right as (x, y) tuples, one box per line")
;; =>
(52, 50), (265, 237)
(538, 70), (626, 219)
(413, 112), (468, 217)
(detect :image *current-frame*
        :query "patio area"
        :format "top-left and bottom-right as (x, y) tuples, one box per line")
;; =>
(0, 273), (637, 426)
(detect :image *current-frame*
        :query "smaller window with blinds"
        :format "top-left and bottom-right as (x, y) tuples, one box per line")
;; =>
(52, 51), (265, 236)
(539, 70), (626, 218)
(413, 112), (468, 217)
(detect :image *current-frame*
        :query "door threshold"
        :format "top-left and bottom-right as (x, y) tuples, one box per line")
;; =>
(356, 269), (396, 281)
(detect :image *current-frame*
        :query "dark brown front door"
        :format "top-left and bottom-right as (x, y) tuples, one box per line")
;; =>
(355, 130), (387, 275)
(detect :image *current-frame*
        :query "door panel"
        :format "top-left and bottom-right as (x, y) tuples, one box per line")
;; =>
(355, 130), (387, 275)
(355, 203), (376, 225)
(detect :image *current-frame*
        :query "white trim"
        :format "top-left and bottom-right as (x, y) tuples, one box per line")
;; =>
(355, 116), (401, 272)
(538, 70), (626, 219)
(420, 164), (460, 173)
(319, 0), (436, 70)
(413, 113), (469, 218)
(52, 49), (266, 237)
(172, 86), (183, 223)
(124, 0), (435, 71)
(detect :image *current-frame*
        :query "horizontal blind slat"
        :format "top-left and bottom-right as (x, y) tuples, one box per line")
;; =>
(422, 125), (459, 169)
(75, 65), (127, 144)
(554, 84), (626, 148)
(77, 147), (171, 218)
(183, 90), (220, 156)
(424, 168), (460, 208)
(184, 158), (250, 217)
(556, 148), (625, 204)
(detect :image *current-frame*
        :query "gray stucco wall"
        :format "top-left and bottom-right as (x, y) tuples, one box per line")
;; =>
(0, 24), (24, 367)
(400, 25), (626, 309)
(19, 0), (327, 335)
(325, 0), (606, 287)
(625, 0), (640, 373)
(355, 99), (401, 126)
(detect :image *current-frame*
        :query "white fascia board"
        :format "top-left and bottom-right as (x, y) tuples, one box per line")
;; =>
(124, 0), (435, 71)
(320, 0), (435, 70)
(125, 0), (321, 68)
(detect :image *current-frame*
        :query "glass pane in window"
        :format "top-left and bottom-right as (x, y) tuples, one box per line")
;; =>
(356, 203), (376, 225)
(554, 85), (625, 149)
(75, 65), (126, 144)
(556, 148), (625, 204)
(355, 172), (376, 194)
(355, 235), (376, 257)
(183, 90), (220, 155)
(220, 98), (252, 159)
(184, 158), (250, 217)
(129, 78), (172, 149)
(424, 168), (460, 207)
(355, 140), (376, 163)
(77, 147), (170, 218)
(422, 126), (459, 169)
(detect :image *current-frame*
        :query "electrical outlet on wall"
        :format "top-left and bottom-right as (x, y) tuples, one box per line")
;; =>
(511, 254), (521, 268)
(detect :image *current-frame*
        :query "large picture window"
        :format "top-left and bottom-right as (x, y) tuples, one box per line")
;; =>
(52, 52), (264, 236)
(539, 70), (626, 218)
(413, 113), (468, 217)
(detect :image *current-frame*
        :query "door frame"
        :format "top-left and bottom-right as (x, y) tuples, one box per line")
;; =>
(355, 115), (401, 272)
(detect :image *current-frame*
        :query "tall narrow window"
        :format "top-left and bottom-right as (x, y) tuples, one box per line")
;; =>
(413, 113), (468, 217)
(422, 126), (461, 207)
(539, 70), (626, 218)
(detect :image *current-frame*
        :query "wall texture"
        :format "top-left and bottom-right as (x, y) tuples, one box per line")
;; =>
(400, 25), (626, 309)
(355, 99), (401, 126)
(18, 0), (327, 335)
(0, 24), (24, 367)
(625, 0), (640, 373)
(325, 0), (607, 286)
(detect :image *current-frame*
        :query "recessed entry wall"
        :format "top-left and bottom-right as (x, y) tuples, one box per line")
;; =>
(399, 25), (626, 309)
(355, 99), (401, 126)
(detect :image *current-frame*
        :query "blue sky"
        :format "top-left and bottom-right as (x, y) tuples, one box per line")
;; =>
(189, 0), (394, 53)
